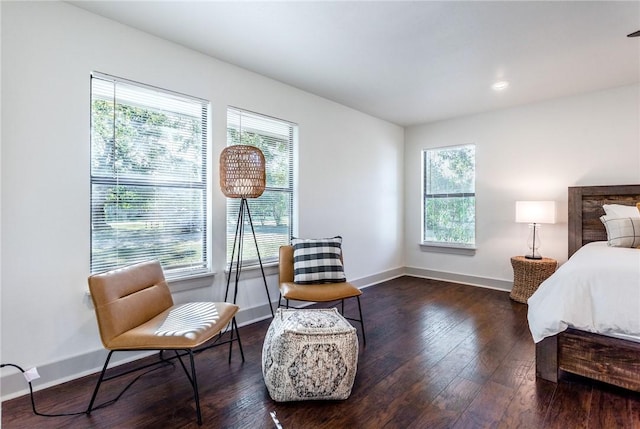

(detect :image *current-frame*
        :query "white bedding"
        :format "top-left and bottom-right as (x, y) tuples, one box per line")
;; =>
(527, 241), (640, 343)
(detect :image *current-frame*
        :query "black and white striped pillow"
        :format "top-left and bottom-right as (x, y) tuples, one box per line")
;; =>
(291, 236), (346, 284)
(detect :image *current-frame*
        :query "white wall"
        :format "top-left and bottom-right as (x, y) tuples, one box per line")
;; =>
(405, 84), (640, 287)
(1, 1), (404, 399)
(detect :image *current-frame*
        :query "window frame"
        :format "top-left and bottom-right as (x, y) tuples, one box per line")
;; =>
(225, 107), (296, 266)
(90, 72), (211, 280)
(421, 144), (476, 252)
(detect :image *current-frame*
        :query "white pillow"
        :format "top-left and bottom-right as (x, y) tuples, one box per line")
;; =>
(602, 204), (640, 218)
(600, 215), (640, 247)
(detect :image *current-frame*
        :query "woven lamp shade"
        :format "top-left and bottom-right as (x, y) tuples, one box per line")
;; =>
(220, 145), (266, 198)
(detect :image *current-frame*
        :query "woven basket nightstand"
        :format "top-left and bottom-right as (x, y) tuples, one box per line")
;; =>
(510, 256), (557, 303)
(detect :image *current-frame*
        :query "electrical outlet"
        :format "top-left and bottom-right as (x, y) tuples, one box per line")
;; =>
(23, 367), (40, 382)
(84, 290), (95, 310)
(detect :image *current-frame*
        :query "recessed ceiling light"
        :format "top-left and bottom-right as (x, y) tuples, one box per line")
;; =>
(492, 81), (509, 91)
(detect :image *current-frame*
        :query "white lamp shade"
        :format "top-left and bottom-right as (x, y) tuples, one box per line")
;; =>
(515, 201), (556, 224)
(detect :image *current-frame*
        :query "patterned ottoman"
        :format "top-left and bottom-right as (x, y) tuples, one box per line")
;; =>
(262, 308), (359, 402)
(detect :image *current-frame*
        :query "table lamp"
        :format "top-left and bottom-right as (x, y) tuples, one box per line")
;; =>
(515, 201), (556, 259)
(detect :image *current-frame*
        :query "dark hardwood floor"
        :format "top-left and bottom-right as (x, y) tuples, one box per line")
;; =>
(3, 276), (640, 428)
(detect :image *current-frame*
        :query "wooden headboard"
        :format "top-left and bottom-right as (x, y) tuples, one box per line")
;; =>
(568, 184), (640, 257)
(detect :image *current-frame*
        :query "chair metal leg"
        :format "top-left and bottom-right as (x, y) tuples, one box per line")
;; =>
(229, 319), (234, 364)
(86, 341), (240, 426)
(228, 319), (235, 364)
(356, 296), (366, 345)
(187, 350), (203, 425)
(86, 350), (114, 414)
(227, 318), (245, 364)
(173, 350), (192, 381)
(233, 318), (245, 362)
(171, 349), (202, 425)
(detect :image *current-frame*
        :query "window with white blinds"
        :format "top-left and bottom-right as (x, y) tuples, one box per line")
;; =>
(90, 73), (209, 278)
(226, 108), (295, 265)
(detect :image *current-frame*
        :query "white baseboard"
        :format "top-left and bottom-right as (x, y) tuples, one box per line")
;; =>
(404, 266), (513, 292)
(0, 349), (153, 402)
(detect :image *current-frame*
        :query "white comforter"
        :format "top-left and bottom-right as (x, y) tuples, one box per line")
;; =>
(527, 241), (640, 343)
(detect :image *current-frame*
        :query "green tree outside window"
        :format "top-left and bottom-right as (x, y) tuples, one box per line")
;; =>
(423, 145), (476, 246)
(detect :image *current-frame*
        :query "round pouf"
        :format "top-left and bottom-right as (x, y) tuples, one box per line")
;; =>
(262, 308), (359, 402)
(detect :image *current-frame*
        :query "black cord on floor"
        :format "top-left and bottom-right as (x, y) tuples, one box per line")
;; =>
(1, 360), (174, 418)
(1, 363), (84, 417)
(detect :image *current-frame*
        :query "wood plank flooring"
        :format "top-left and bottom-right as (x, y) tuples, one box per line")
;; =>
(3, 276), (640, 428)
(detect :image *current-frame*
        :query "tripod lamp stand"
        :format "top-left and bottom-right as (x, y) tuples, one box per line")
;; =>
(220, 144), (274, 317)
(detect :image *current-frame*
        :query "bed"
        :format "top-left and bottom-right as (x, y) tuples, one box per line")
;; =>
(530, 184), (640, 392)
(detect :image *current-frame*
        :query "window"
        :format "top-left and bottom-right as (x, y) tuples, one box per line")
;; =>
(90, 73), (209, 279)
(226, 108), (295, 265)
(422, 144), (476, 248)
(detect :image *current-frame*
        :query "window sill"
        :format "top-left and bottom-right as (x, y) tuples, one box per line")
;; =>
(163, 261), (280, 293)
(166, 270), (216, 292)
(420, 242), (477, 256)
(224, 260), (280, 279)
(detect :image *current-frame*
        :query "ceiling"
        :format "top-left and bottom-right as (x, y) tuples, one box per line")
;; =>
(70, 1), (640, 126)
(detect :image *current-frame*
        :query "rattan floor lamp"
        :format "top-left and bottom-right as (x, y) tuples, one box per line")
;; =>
(220, 144), (274, 317)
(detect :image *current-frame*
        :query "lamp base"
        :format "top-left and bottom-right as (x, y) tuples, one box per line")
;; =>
(224, 198), (274, 318)
(525, 254), (542, 260)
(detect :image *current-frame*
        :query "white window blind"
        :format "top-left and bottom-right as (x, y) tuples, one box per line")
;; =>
(226, 108), (295, 265)
(422, 144), (476, 247)
(90, 73), (209, 278)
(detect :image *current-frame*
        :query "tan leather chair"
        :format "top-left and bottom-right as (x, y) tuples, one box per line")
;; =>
(86, 260), (243, 425)
(278, 245), (366, 344)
